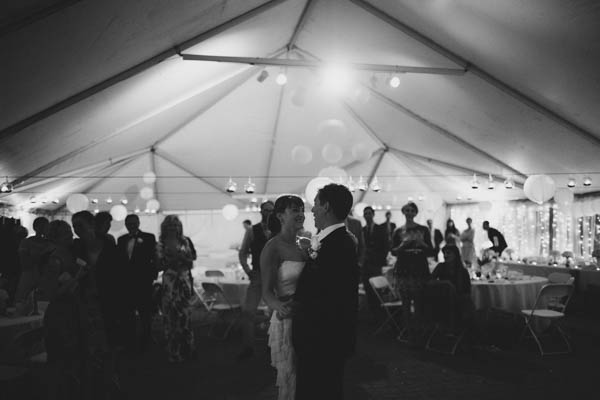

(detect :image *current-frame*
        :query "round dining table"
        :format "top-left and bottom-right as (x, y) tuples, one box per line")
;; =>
(471, 276), (548, 312)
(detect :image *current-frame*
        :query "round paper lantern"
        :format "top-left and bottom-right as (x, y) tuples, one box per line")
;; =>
(222, 204), (239, 221)
(523, 175), (556, 205)
(554, 188), (574, 207)
(351, 143), (372, 163)
(146, 199), (160, 212)
(291, 145), (313, 165)
(317, 119), (347, 141)
(305, 177), (334, 205)
(321, 143), (343, 164)
(143, 171), (156, 184)
(140, 187), (154, 200)
(353, 202), (368, 217)
(110, 205), (128, 222)
(66, 193), (89, 213)
(318, 166), (348, 182)
(478, 201), (492, 212)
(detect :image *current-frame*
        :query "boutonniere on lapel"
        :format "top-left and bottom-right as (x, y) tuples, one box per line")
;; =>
(296, 235), (321, 260)
(136, 237), (144, 244)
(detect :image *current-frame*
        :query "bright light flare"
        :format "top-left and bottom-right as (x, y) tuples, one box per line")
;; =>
(389, 75), (401, 88)
(319, 64), (355, 96)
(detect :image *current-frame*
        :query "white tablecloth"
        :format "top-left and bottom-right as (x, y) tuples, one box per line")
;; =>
(471, 276), (548, 312)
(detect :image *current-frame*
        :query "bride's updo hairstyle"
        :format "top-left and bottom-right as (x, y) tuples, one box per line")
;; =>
(268, 195), (304, 235)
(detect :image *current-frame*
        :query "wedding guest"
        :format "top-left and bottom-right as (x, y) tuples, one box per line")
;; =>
(95, 211), (116, 245)
(430, 245), (473, 332)
(483, 221), (507, 256)
(237, 200), (274, 360)
(243, 219), (252, 231)
(362, 206), (389, 316)
(118, 214), (157, 353)
(426, 219), (443, 261)
(4, 223), (28, 306)
(460, 218), (476, 268)
(393, 202), (434, 256)
(15, 216), (54, 314)
(383, 210), (396, 248)
(444, 219), (460, 247)
(156, 215), (196, 363)
(43, 220), (82, 400)
(72, 210), (127, 398)
(345, 211), (365, 260)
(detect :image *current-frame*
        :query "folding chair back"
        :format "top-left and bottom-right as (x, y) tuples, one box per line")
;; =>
(520, 283), (573, 355)
(200, 282), (241, 339)
(368, 276), (402, 335)
(547, 272), (573, 284)
(424, 281), (467, 355)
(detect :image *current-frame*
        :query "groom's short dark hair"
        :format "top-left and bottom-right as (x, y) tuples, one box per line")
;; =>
(317, 183), (353, 221)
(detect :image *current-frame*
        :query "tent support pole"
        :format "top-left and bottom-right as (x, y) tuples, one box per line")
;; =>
(150, 148), (161, 208)
(287, 0), (317, 50)
(264, 84), (287, 194)
(367, 87), (528, 180)
(154, 150), (244, 206)
(0, 0), (290, 140)
(349, 0), (600, 148)
(357, 149), (387, 203)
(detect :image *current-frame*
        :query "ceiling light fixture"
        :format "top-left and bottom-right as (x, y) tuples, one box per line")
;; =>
(504, 178), (514, 189)
(91, 198), (98, 204)
(121, 198), (128, 205)
(487, 174), (495, 190)
(567, 177), (576, 188)
(275, 71), (287, 85)
(471, 173), (479, 189)
(106, 197), (113, 204)
(370, 176), (381, 192)
(244, 177), (256, 194)
(0, 177), (12, 193)
(347, 176), (356, 192)
(357, 176), (368, 192)
(583, 176), (592, 186)
(52, 198), (59, 204)
(388, 75), (401, 88)
(225, 177), (237, 193)
(256, 69), (269, 83)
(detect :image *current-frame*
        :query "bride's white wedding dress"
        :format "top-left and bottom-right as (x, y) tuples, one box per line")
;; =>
(267, 260), (305, 400)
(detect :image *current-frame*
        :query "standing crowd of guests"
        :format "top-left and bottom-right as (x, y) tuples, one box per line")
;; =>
(1, 211), (198, 398)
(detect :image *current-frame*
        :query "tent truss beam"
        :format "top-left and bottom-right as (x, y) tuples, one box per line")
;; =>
(367, 86), (528, 180)
(0, 0), (289, 141)
(264, 85), (287, 194)
(154, 150), (244, 207)
(287, 0), (317, 51)
(180, 54), (465, 75)
(349, 0), (600, 148)
(357, 148), (387, 203)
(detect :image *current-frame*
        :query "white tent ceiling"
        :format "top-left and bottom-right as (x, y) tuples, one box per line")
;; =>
(1, 0), (599, 213)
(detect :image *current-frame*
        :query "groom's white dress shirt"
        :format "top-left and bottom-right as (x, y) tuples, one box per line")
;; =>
(315, 222), (346, 243)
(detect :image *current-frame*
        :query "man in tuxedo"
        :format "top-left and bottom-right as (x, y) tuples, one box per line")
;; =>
(293, 183), (359, 400)
(426, 219), (444, 260)
(362, 206), (389, 315)
(117, 214), (157, 353)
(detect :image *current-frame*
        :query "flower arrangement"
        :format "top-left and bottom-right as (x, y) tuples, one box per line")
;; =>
(297, 235), (321, 260)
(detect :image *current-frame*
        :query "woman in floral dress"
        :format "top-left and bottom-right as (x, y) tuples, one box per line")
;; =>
(157, 215), (196, 363)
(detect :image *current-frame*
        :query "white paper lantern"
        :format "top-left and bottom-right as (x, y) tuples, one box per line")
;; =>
(110, 205), (128, 221)
(66, 193), (89, 213)
(142, 172), (156, 184)
(140, 187), (154, 200)
(317, 119), (347, 141)
(351, 143), (372, 163)
(523, 175), (556, 205)
(353, 202), (368, 218)
(146, 199), (160, 212)
(321, 143), (343, 164)
(305, 177), (334, 205)
(222, 204), (239, 221)
(291, 145), (313, 165)
(554, 188), (574, 207)
(318, 166), (348, 182)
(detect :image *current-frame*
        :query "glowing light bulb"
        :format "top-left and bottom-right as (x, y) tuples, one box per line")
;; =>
(388, 75), (401, 88)
(275, 72), (287, 85)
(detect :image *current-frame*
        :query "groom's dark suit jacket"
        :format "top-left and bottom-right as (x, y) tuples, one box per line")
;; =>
(292, 226), (359, 358)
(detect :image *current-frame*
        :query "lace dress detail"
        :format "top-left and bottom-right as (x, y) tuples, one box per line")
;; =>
(267, 260), (304, 400)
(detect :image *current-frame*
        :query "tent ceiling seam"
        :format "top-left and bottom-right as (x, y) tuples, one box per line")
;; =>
(287, 0), (317, 51)
(350, 0), (600, 148)
(0, 0), (289, 140)
(357, 148), (387, 203)
(264, 84), (287, 194)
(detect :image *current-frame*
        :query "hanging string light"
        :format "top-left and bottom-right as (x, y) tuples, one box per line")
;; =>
(370, 176), (381, 192)
(357, 176), (368, 191)
(471, 173), (479, 189)
(567, 177), (576, 188)
(504, 177), (514, 189)
(244, 177), (256, 194)
(487, 174), (495, 190)
(583, 176), (592, 186)
(225, 177), (237, 193)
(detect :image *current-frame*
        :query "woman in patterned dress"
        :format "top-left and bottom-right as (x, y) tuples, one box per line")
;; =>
(157, 215), (196, 363)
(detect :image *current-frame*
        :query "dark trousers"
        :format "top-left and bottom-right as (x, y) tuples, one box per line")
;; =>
(296, 351), (345, 400)
(126, 284), (154, 350)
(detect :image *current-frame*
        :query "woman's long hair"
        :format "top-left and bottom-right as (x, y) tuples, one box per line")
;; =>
(445, 218), (459, 237)
(442, 244), (464, 269)
(159, 214), (184, 243)
(268, 195), (304, 235)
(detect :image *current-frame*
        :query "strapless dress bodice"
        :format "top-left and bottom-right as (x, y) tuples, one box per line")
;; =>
(276, 260), (305, 298)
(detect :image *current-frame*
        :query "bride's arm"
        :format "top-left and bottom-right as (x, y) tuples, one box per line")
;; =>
(260, 239), (291, 318)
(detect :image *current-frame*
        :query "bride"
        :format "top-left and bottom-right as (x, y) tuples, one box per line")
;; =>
(260, 195), (307, 400)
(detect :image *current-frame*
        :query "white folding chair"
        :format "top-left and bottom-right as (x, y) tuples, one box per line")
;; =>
(200, 282), (242, 339)
(368, 276), (403, 336)
(519, 283), (573, 356)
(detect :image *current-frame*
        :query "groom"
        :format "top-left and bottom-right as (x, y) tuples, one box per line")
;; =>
(293, 183), (359, 399)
